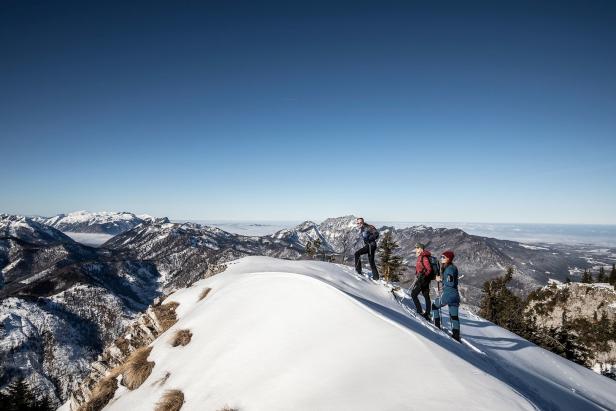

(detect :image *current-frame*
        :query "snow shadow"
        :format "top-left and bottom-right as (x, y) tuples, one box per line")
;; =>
(340, 291), (561, 411)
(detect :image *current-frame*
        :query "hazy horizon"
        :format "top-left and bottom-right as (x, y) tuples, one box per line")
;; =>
(12, 210), (616, 227)
(2, 1), (615, 224)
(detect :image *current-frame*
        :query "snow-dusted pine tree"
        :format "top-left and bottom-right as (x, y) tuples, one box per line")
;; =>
(377, 232), (403, 282)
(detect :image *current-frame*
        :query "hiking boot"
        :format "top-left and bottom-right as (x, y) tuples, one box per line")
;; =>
(421, 312), (431, 322)
(452, 329), (461, 342)
(434, 317), (441, 329)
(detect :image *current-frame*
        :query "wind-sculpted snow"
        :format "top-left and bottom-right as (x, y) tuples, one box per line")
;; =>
(89, 257), (615, 411)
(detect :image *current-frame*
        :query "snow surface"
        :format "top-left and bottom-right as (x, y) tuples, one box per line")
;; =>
(48, 211), (138, 225)
(88, 257), (615, 411)
(63, 232), (114, 247)
(520, 244), (550, 251)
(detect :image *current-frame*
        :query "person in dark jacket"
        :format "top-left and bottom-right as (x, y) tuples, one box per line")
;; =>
(431, 250), (461, 342)
(411, 243), (433, 320)
(354, 217), (380, 280)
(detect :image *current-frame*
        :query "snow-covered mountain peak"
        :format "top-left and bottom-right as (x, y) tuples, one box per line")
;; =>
(40, 211), (147, 236)
(295, 220), (319, 231)
(67, 257), (616, 411)
(0, 214), (73, 245)
(319, 214), (358, 229)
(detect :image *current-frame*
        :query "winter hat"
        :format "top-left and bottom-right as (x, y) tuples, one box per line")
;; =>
(415, 242), (425, 249)
(442, 250), (455, 261)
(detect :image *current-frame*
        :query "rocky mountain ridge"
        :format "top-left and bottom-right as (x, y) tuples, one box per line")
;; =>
(34, 211), (148, 236)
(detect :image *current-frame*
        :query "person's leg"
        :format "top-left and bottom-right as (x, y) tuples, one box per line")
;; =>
(449, 304), (460, 341)
(354, 245), (369, 274)
(431, 296), (444, 328)
(368, 243), (379, 279)
(410, 278), (424, 314)
(421, 281), (431, 320)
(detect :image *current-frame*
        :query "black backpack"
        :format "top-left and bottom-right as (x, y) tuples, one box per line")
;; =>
(370, 226), (380, 241)
(365, 225), (380, 242)
(425, 255), (440, 281)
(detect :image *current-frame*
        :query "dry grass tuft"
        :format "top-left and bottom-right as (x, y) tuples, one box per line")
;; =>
(121, 346), (155, 390)
(217, 406), (239, 411)
(152, 301), (180, 332)
(154, 389), (185, 411)
(198, 287), (212, 301)
(170, 329), (192, 347)
(114, 336), (130, 355)
(77, 376), (118, 411)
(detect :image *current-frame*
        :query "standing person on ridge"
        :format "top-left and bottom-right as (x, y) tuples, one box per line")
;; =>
(354, 217), (380, 280)
(411, 243), (433, 320)
(431, 250), (461, 342)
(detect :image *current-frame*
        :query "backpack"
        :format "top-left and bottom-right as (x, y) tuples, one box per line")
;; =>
(425, 255), (440, 281)
(363, 225), (380, 243)
(370, 225), (380, 241)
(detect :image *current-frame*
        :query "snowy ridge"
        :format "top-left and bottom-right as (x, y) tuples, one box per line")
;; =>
(37, 211), (146, 236)
(1, 214), (74, 246)
(86, 257), (615, 411)
(270, 220), (334, 252)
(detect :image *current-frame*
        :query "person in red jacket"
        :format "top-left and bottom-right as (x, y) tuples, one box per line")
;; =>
(411, 242), (433, 320)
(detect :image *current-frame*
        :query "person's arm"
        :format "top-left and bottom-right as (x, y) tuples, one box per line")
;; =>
(443, 266), (456, 287)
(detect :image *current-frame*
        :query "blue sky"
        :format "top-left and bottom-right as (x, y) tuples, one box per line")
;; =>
(1, 1), (615, 224)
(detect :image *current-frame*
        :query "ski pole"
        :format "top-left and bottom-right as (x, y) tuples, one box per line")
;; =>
(436, 280), (443, 324)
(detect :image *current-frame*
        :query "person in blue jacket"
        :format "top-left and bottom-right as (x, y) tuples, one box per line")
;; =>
(354, 217), (380, 280)
(431, 250), (461, 342)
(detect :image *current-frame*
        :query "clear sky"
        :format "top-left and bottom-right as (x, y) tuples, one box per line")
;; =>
(1, 1), (615, 224)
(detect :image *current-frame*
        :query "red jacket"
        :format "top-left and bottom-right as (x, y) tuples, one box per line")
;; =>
(415, 250), (432, 277)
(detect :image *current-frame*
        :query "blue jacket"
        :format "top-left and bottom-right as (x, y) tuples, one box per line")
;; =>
(440, 264), (460, 306)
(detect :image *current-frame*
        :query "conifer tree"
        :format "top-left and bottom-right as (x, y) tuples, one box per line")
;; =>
(0, 390), (8, 408)
(580, 269), (593, 283)
(305, 239), (321, 259)
(377, 232), (403, 282)
(479, 267), (527, 334)
(1, 378), (53, 411)
(609, 264), (616, 286)
(556, 311), (590, 366)
(564, 276), (571, 284)
(596, 266), (606, 283)
(314, 238), (323, 260)
(5, 378), (35, 411)
(33, 393), (54, 411)
(305, 241), (315, 258)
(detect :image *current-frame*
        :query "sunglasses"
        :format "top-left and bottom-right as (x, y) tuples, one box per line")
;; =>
(440, 255), (447, 259)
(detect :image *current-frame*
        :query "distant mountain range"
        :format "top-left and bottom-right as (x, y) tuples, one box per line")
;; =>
(33, 211), (149, 235)
(1, 211), (614, 406)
